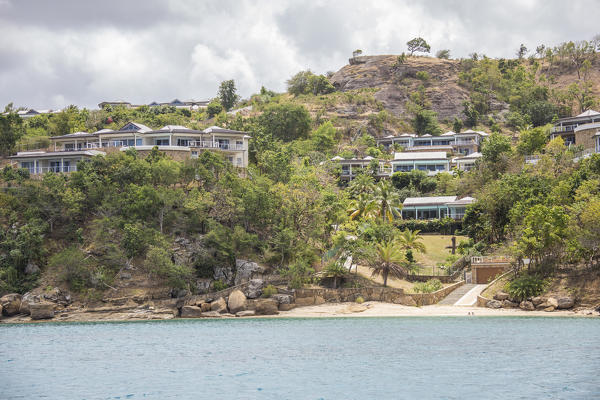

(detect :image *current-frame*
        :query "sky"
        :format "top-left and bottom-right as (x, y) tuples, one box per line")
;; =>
(0, 0), (598, 110)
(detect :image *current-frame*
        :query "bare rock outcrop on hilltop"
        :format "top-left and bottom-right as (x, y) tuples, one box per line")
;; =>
(331, 55), (502, 121)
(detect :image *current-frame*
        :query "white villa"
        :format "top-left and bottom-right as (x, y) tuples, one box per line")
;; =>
(9, 122), (250, 174)
(391, 152), (450, 175)
(376, 130), (488, 156)
(401, 196), (476, 220)
(453, 152), (482, 172)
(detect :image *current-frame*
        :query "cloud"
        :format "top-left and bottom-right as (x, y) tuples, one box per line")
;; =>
(0, 0), (597, 109)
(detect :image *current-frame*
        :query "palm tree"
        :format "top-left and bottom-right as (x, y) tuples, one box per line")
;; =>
(347, 174), (375, 197)
(323, 260), (348, 289)
(397, 229), (427, 254)
(368, 240), (409, 287)
(373, 180), (402, 222)
(347, 193), (377, 220)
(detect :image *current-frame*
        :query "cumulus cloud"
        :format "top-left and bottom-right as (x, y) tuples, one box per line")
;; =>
(0, 0), (597, 109)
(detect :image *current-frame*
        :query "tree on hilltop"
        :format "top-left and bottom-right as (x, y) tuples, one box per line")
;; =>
(407, 37), (431, 56)
(218, 79), (239, 111)
(436, 49), (451, 59)
(352, 49), (363, 58)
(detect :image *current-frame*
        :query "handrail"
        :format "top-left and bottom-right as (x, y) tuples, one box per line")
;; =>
(471, 256), (512, 264)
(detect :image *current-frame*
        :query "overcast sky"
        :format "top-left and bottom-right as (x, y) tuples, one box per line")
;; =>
(0, 0), (598, 109)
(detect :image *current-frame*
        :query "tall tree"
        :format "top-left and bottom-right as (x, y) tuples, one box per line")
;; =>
(218, 79), (239, 111)
(368, 240), (408, 287)
(373, 180), (402, 222)
(0, 104), (24, 156)
(406, 37), (431, 56)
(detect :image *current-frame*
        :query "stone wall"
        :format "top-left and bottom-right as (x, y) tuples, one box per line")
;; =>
(575, 127), (597, 150)
(409, 280), (465, 306)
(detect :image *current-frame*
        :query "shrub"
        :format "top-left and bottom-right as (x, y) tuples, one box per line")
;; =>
(395, 218), (462, 234)
(504, 274), (548, 302)
(413, 279), (443, 293)
(279, 260), (315, 289)
(355, 296), (365, 304)
(262, 284), (278, 298)
(48, 246), (92, 292)
(213, 279), (228, 292)
(416, 71), (430, 81)
(144, 246), (194, 290)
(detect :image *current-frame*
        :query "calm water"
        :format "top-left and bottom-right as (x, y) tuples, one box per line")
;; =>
(1, 317), (599, 399)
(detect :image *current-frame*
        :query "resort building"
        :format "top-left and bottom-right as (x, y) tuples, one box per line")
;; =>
(551, 110), (600, 147)
(376, 130), (488, 156)
(333, 156), (392, 181)
(401, 196), (475, 220)
(9, 122), (251, 174)
(454, 152), (482, 171)
(390, 152), (450, 175)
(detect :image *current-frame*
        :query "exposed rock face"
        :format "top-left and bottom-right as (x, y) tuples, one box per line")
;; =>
(196, 279), (212, 294)
(227, 290), (247, 314)
(42, 288), (72, 306)
(255, 299), (279, 315)
(180, 306), (203, 318)
(494, 292), (510, 301)
(557, 297), (575, 309)
(519, 301), (535, 311)
(547, 297), (559, 308)
(29, 302), (54, 320)
(244, 279), (264, 299)
(234, 260), (268, 286)
(271, 294), (293, 305)
(486, 299), (503, 309)
(330, 56), (487, 121)
(502, 300), (519, 308)
(25, 261), (40, 275)
(1, 293), (22, 316)
(531, 296), (544, 306)
(210, 297), (228, 313)
(200, 302), (211, 312)
(213, 265), (235, 286)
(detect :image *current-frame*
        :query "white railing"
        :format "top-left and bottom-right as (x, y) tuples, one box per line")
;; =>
(455, 139), (477, 145)
(27, 166), (78, 174)
(471, 256), (512, 264)
(188, 141), (244, 150)
(550, 125), (574, 133)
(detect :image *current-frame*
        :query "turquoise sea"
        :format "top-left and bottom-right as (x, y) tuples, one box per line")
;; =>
(1, 317), (599, 399)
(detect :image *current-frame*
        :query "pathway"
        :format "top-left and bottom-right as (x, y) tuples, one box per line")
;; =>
(438, 284), (486, 306)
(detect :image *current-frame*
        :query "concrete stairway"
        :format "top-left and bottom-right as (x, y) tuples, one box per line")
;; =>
(438, 284), (477, 305)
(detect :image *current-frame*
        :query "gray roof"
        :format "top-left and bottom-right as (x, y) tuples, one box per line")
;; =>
(447, 196), (476, 206)
(203, 126), (249, 135)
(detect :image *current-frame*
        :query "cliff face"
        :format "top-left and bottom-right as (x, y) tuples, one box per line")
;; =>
(330, 55), (477, 121)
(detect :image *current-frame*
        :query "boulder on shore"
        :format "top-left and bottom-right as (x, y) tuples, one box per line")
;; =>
(29, 302), (54, 320)
(519, 301), (535, 311)
(557, 297), (575, 309)
(531, 296), (545, 306)
(210, 297), (228, 313)
(1, 293), (22, 316)
(255, 299), (279, 315)
(200, 302), (211, 312)
(271, 294), (293, 305)
(180, 306), (203, 318)
(486, 299), (503, 309)
(227, 290), (247, 314)
(494, 292), (509, 301)
(502, 300), (519, 308)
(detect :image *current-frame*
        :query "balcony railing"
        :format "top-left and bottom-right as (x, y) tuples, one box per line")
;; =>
(455, 139), (477, 145)
(471, 255), (512, 264)
(188, 141), (244, 150)
(550, 125), (574, 134)
(26, 166), (78, 174)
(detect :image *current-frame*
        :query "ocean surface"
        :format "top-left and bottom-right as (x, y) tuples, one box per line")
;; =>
(1, 317), (599, 399)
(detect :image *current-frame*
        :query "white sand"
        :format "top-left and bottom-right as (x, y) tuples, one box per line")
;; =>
(278, 301), (596, 318)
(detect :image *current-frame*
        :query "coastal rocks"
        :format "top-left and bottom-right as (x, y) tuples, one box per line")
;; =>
(519, 301), (535, 311)
(236, 310), (256, 317)
(210, 297), (228, 313)
(494, 292), (510, 301)
(42, 288), (72, 306)
(25, 261), (40, 275)
(271, 294), (293, 305)
(557, 297), (575, 309)
(255, 299), (279, 315)
(244, 279), (264, 299)
(531, 296), (544, 307)
(1, 293), (22, 316)
(200, 302), (212, 312)
(195, 279), (212, 294)
(502, 300), (519, 308)
(180, 306), (204, 318)
(486, 299), (503, 309)
(234, 260), (267, 286)
(201, 311), (222, 318)
(29, 302), (55, 320)
(227, 290), (247, 314)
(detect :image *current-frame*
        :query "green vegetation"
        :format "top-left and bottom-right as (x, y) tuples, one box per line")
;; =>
(413, 279), (443, 293)
(504, 274), (548, 302)
(261, 284), (278, 298)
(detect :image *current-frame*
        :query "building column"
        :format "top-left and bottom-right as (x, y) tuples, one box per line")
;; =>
(60, 157), (64, 172)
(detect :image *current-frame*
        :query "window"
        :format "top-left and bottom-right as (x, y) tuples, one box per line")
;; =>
(155, 139), (170, 146)
(21, 161), (34, 173)
(177, 138), (190, 146)
(236, 140), (243, 149)
(136, 138), (142, 146)
(236, 157), (242, 165)
(394, 165), (413, 172)
(50, 161), (61, 173)
(218, 139), (230, 149)
(64, 143), (75, 151)
(62, 161), (71, 172)
(191, 151), (198, 158)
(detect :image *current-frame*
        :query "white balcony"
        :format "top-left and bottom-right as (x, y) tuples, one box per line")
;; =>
(188, 141), (244, 150)
(26, 166), (78, 174)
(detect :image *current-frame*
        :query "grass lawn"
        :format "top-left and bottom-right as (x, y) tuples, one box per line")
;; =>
(354, 265), (451, 293)
(413, 234), (468, 275)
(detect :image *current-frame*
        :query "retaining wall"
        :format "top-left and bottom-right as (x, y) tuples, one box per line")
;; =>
(409, 280), (465, 306)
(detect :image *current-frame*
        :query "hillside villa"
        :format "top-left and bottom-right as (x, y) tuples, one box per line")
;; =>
(550, 110), (600, 153)
(8, 122), (250, 174)
(401, 196), (476, 220)
(376, 130), (488, 156)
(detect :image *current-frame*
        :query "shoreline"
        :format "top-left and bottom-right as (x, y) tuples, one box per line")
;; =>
(1, 301), (597, 324)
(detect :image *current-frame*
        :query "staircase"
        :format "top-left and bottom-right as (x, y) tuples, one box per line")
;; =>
(438, 284), (477, 305)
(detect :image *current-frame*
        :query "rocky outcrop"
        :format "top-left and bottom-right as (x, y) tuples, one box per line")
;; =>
(557, 297), (575, 309)
(210, 297), (228, 313)
(213, 265), (235, 286)
(255, 299), (279, 315)
(180, 306), (203, 318)
(244, 279), (264, 299)
(502, 300), (519, 308)
(227, 290), (247, 314)
(234, 260), (267, 286)
(1, 293), (22, 316)
(486, 299), (503, 309)
(29, 302), (54, 320)
(519, 301), (535, 311)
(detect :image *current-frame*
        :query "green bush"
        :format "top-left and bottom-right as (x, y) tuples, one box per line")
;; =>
(213, 279), (228, 292)
(143, 246), (194, 290)
(413, 279), (443, 293)
(262, 284), (278, 298)
(396, 218), (462, 234)
(416, 71), (430, 81)
(279, 261), (315, 289)
(48, 246), (93, 292)
(355, 296), (365, 304)
(504, 274), (548, 302)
